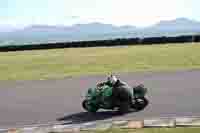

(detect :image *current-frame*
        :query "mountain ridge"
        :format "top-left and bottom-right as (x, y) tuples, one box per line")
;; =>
(0, 18), (200, 45)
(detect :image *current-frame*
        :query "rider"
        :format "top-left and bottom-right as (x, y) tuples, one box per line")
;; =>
(97, 74), (132, 112)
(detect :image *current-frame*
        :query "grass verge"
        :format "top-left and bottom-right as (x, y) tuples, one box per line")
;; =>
(0, 43), (200, 80)
(82, 127), (200, 133)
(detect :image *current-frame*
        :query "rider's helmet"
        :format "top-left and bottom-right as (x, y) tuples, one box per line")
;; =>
(107, 74), (118, 85)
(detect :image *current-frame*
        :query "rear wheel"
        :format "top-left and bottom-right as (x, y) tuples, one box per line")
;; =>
(118, 102), (130, 114)
(132, 97), (149, 111)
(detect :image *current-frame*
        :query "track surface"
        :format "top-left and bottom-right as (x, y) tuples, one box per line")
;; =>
(0, 70), (200, 128)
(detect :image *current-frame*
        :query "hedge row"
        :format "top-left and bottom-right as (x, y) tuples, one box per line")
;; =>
(0, 35), (200, 52)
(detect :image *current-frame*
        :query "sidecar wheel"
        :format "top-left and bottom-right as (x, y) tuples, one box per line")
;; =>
(82, 100), (99, 113)
(82, 100), (88, 110)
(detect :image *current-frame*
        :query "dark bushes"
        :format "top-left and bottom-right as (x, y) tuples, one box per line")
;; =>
(0, 35), (199, 52)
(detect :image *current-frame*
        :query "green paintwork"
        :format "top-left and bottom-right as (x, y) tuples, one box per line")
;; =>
(84, 84), (147, 112)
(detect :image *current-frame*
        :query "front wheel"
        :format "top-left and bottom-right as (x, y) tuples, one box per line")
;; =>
(82, 100), (99, 113)
(132, 97), (149, 111)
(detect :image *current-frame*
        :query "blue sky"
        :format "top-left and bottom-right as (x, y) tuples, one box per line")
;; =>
(0, 0), (200, 27)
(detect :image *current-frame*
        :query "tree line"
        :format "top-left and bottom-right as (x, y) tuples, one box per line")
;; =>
(0, 35), (200, 52)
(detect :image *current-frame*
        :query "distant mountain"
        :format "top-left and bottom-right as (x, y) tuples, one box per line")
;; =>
(0, 18), (200, 45)
(20, 23), (137, 34)
(0, 24), (18, 33)
(149, 18), (200, 32)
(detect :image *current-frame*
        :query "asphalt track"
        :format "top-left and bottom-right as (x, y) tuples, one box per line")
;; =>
(0, 70), (200, 129)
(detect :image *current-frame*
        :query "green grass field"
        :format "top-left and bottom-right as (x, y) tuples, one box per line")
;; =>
(82, 127), (200, 133)
(0, 43), (200, 80)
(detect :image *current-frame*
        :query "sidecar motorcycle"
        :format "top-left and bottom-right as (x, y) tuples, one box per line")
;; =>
(82, 83), (149, 114)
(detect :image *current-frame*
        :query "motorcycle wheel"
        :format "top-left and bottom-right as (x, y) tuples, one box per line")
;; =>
(118, 102), (130, 114)
(132, 97), (149, 111)
(82, 100), (99, 113)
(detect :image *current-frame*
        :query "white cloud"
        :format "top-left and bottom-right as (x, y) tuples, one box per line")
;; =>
(71, 0), (184, 27)
(0, 0), (197, 27)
